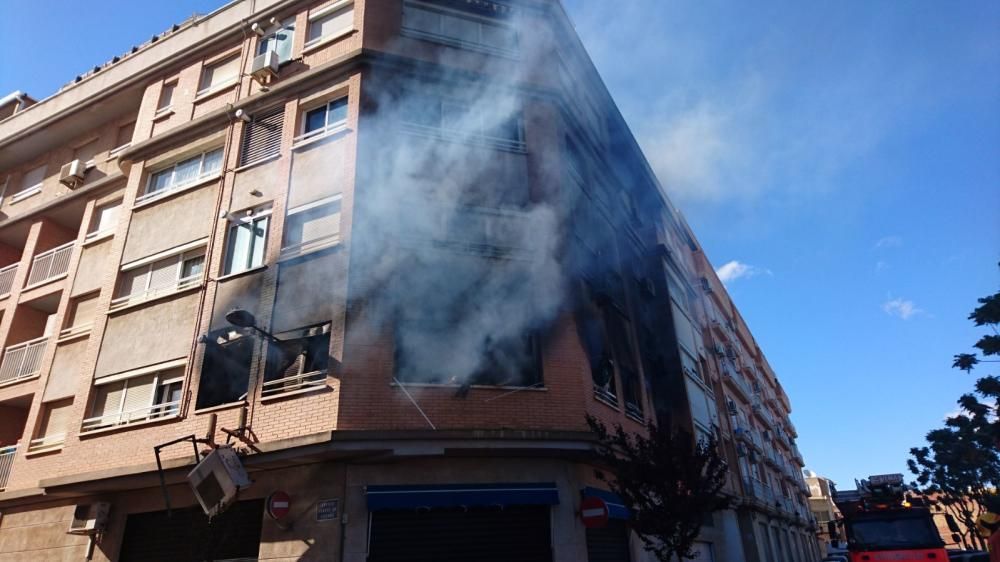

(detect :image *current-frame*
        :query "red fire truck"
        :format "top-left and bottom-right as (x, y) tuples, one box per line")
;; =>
(831, 473), (948, 561)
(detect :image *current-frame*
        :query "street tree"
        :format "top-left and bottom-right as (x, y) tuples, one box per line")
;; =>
(908, 270), (1000, 550)
(586, 415), (731, 561)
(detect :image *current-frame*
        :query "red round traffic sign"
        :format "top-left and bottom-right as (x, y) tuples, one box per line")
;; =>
(267, 491), (291, 520)
(580, 496), (609, 529)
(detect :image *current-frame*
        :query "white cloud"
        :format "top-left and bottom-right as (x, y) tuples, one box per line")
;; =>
(715, 260), (771, 284)
(882, 297), (923, 320)
(875, 260), (889, 273)
(874, 236), (903, 249)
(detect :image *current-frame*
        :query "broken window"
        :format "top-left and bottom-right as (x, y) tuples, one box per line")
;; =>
(262, 323), (331, 397)
(603, 306), (642, 417)
(196, 330), (254, 409)
(393, 316), (542, 388)
(574, 287), (618, 403)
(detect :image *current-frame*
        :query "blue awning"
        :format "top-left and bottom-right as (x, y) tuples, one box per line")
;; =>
(366, 483), (560, 511)
(582, 487), (631, 520)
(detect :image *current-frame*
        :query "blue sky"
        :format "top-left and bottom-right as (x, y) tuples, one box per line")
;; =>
(3, 1), (999, 488)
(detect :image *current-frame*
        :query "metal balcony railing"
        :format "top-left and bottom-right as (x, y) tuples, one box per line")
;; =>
(0, 336), (48, 385)
(261, 370), (327, 398)
(27, 433), (65, 453)
(0, 264), (17, 297)
(25, 241), (73, 287)
(0, 445), (15, 490)
(81, 400), (180, 432)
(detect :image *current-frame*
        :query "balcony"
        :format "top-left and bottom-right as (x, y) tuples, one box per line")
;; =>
(81, 400), (180, 433)
(0, 336), (48, 385)
(0, 264), (17, 297)
(0, 445), (15, 490)
(261, 369), (327, 399)
(721, 362), (753, 400)
(25, 241), (73, 288)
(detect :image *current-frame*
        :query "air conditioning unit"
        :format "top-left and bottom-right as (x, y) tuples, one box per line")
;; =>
(250, 50), (279, 83)
(713, 343), (726, 357)
(67, 502), (110, 535)
(59, 159), (86, 188)
(187, 446), (252, 518)
(725, 347), (737, 360)
(700, 277), (713, 293)
(726, 400), (738, 416)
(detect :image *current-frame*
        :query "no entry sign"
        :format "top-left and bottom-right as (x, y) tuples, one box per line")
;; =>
(580, 496), (609, 528)
(267, 491), (291, 520)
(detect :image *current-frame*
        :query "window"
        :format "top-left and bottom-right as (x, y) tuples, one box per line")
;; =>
(73, 138), (100, 167)
(281, 195), (341, 257)
(13, 165), (45, 202)
(83, 368), (183, 431)
(62, 293), (99, 338)
(257, 19), (295, 63)
(197, 330), (253, 409)
(262, 323), (331, 397)
(300, 97), (348, 141)
(393, 311), (541, 388)
(604, 306), (642, 417)
(142, 148), (223, 202)
(30, 399), (73, 452)
(224, 206), (271, 275)
(113, 121), (136, 152)
(112, 247), (206, 309)
(402, 1), (518, 55)
(198, 55), (240, 95)
(157, 82), (176, 112)
(87, 200), (121, 240)
(240, 106), (284, 166)
(306, 1), (354, 46)
(400, 92), (524, 150)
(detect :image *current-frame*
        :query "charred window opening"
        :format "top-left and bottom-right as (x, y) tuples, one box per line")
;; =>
(604, 307), (642, 417)
(196, 330), (254, 409)
(576, 278), (642, 414)
(393, 317), (542, 388)
(575, 286), (618, 402)
(262, 323), (331, 397)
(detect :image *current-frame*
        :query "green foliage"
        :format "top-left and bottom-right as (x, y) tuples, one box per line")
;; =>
(909, 270), (1000, 549)
(586, 415), (731, 561)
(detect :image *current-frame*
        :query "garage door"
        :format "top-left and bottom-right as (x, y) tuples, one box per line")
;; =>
(119, 499), (264, 562)
(369, 505), (552, 562)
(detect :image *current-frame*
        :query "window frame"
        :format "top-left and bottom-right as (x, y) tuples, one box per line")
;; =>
(296, 97), (349, 143)
(261, 322), (332, 399)
(399, 91), (525, 152)
(223, 205), (272, 276)
(401, 0), (519, 57)
(82, 367), (184, 432)
(305, 0), (355, 49)
(256, 17), (296, 63)
(280, 194), (343, 259)
(197, 54), (241, 97)
(140, 147), (224, 204)
(86, 199), (122, 241)
(112, 246), (207, 310)
(12, 164), (45, 203)
(156, 81), (177, 114)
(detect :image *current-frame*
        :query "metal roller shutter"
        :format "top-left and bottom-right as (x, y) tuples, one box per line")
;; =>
(369, 505), (552, 562)
(240, 107), (284, 166)
(586, 520), (632, 562)
(119, 499), (264, 562)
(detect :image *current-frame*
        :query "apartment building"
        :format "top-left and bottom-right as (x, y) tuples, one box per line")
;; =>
(805, 470), (841, 555)
(0, 0), (816, 560)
